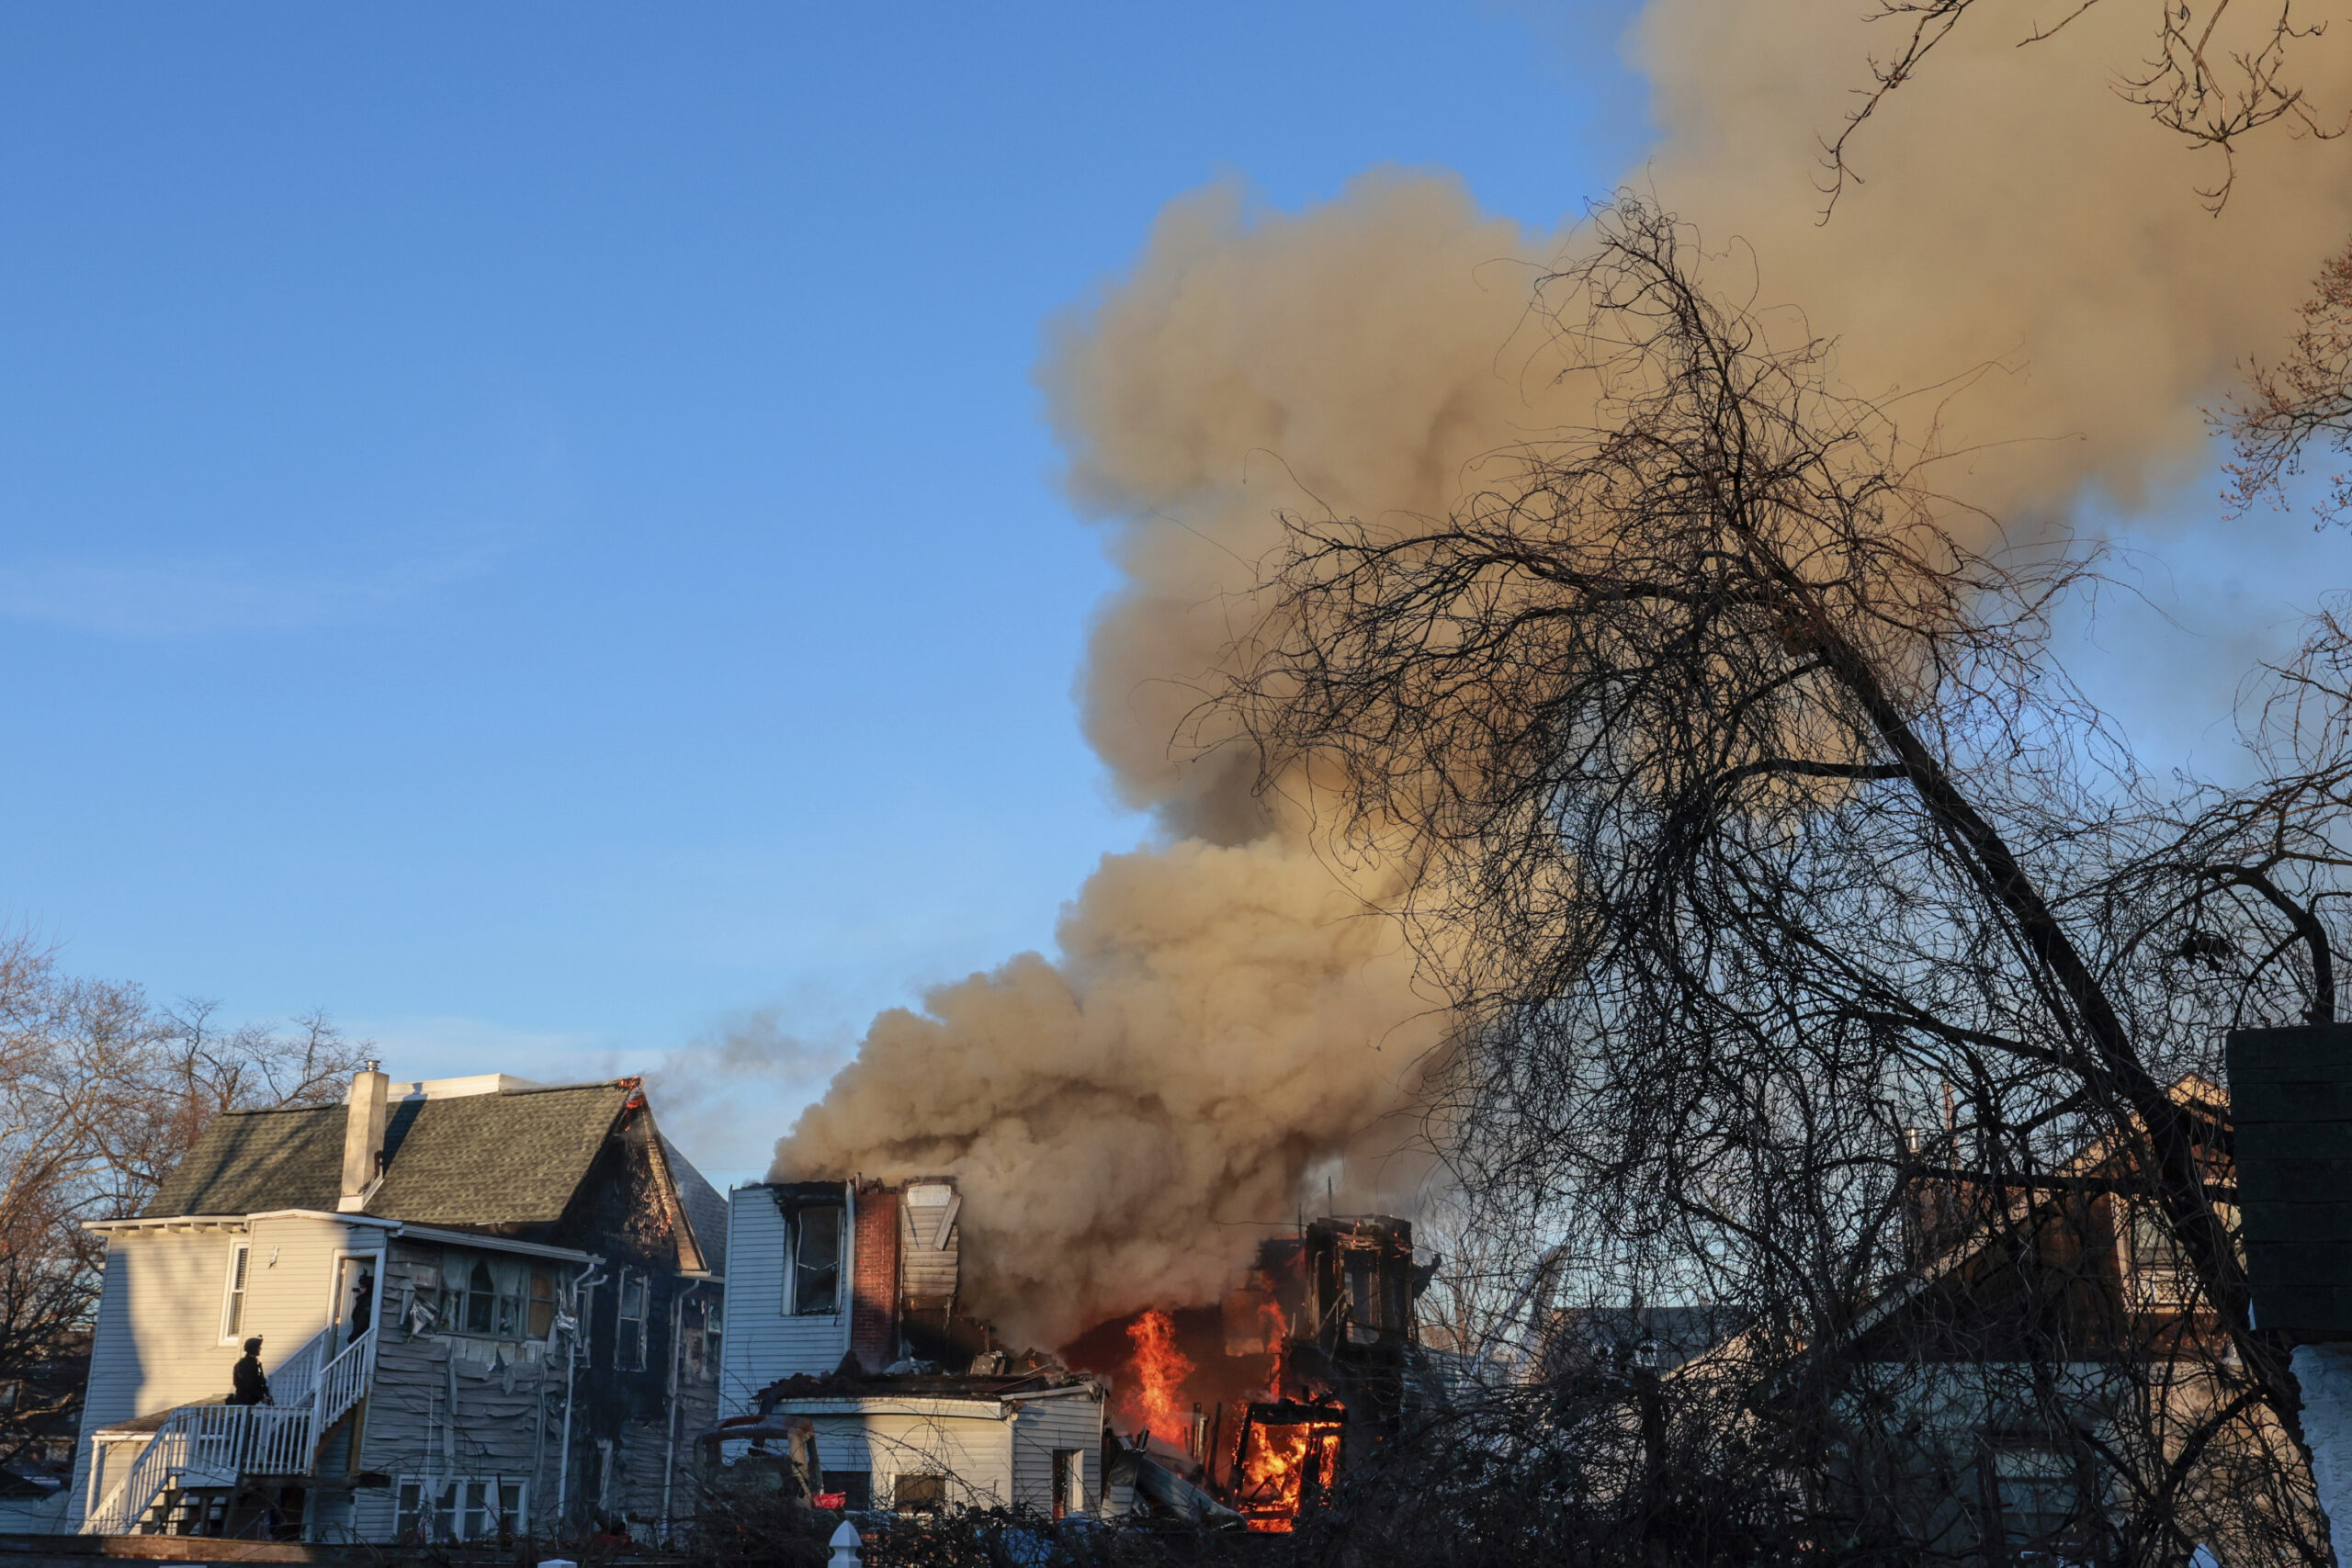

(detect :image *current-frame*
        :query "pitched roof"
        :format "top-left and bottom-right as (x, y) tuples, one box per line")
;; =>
(141, 1103), (346, 1217)
(369, 1083), (632, 1224)
(143, 1082), (634, 1226)
(662, 1135), (729, 1277)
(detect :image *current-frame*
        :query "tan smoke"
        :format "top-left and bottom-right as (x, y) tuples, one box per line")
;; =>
(775, 0), (2352, 1347)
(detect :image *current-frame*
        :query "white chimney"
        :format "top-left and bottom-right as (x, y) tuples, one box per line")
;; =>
(337, 1061), (389, 1213)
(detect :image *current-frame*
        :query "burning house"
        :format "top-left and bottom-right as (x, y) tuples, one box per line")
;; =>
(707, 1177), (1433, 1534)
(1091, 1215), (1430, 1533)
(708, 1177), (1110, 1517)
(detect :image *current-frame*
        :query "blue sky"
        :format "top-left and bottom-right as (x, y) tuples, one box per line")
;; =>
(3, 3), (2346, 1185)
(0, 3), (1655, 1181)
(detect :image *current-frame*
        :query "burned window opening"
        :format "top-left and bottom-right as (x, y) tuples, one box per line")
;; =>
(786, 1204), (842, 1317)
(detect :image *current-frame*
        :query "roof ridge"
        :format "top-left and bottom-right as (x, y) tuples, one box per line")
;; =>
(491, 1080), (635, 1098)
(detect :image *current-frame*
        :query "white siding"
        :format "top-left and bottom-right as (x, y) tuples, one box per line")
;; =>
(718, 1187), (849, 1410)
(798, 1405), (1012, 1509)
(1010, 1390), (1105, 1515)
(69, 1214), (378, 1526)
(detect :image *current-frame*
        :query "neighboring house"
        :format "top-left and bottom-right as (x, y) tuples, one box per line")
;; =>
(713, 1177), (1107, 1517)
(0, 1328), (92, 1530)
(69, 1066), (727, 1545)
(1816, 1077), (2250, 1565)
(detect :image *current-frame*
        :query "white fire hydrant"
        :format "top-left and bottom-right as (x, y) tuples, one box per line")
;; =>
(828, 1518), (862, 1567)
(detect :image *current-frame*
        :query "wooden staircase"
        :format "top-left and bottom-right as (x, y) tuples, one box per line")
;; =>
(82, 1325), (376, 1537)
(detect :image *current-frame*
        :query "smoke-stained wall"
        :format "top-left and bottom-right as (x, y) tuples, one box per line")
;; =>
(778, 0), (2352, 1348)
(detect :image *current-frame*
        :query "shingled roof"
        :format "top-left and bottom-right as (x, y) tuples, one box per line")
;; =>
(141, 1081), (720, 1268)
(142, 1102), (347, 1217)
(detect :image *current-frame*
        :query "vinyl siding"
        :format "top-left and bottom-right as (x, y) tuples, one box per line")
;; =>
(719, 1188), (851, 1409)
(1010, 1390), (1105, 1515)
(797, 1404), (1012, 1509)
(345, 1236), (564, 1540)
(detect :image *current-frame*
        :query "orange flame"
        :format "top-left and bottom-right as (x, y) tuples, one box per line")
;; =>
(1122, 1309), (1195, 1446)
(1238, 1418), (1341, 1532)
(1258, 1297), (1289, 1397)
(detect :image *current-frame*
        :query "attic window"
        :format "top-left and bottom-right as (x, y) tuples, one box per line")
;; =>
(787, 1205), (843, 1316)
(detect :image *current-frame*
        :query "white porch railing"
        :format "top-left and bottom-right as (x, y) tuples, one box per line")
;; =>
(266, 1326), (332, 1407)
(315, 1326), (375, 1432)
(81, 1325), (378, 1536)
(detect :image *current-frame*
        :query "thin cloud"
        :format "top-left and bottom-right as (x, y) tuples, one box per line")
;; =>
(0, 549), (488, 637)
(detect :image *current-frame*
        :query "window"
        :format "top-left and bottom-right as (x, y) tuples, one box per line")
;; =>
(787, 1205), (843, 1316)
(682, 1293), (720, 1382)
(893, 1472), (945, 1514)
(464, 1259), (496, 1335)
(444, 1253), (529, 1339)
(528, 1269), (557, 1339)
(220, 1244), (251, 1341)
(394, 1475), (525, 1543)
(616, 1269), (649, 1371)
(707, 1299), (724, 1379)
(2119, 1202), (2236, 1308)
(1051, 1449), (1084, 1519)
(1986, 1441), (2096, 1557)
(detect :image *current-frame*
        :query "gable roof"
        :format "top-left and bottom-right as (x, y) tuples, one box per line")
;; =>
(369, 1083), (633, 1224)
(141, 1102), (347, 1218)
(661, 1134), (729, 1278)
(144, 1082), (634, 1227)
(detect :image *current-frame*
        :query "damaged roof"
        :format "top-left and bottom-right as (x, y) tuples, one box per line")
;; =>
(141, 1082), (726, 1272)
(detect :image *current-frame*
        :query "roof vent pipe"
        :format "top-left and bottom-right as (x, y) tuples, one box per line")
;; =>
(337, 1066), (390, 1213)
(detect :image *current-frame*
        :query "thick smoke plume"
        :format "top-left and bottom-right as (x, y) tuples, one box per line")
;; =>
(777, 0), (2352, 1348)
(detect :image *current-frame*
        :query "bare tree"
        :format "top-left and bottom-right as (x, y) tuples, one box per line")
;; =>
(0, 939), (368, 1478)
(1822, 0), (2341, 212)
(1226, 198), (2343, 1563)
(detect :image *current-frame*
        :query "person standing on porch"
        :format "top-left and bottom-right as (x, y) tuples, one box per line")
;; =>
(227, 1337), (272, 1405)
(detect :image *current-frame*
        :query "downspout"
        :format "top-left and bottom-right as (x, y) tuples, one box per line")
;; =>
(531, 1338), (550, 1536)
(556, 1262), (605, 1529)
(659, 1282), (691, 1542)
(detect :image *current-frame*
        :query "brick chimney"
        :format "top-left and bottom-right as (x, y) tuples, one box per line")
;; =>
(849, 1183), (900, 1373)
(336, 1062), (389, 1213)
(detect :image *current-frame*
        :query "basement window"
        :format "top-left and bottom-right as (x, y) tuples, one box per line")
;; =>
(787, 1205), (843, 1316)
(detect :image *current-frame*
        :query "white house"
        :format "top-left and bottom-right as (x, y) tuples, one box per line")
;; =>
(73, 1067), (727, 1544)
(714, 1176), (1105, 1517)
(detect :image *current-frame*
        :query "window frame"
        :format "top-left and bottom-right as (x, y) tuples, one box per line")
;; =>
(393, 1473), (526, 1543)
(462, 1258), (497, 1335)
(1051, 1448), (1085, 1519)
(892, 1472), (946, 1514)
(1981, 1434), (2102, 1559)
(527, 1269), (557, 1340)
(785, 1204), (845, 1317)
(219, 1242), (252, 1345)
(616, 1267), (649, 1371)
